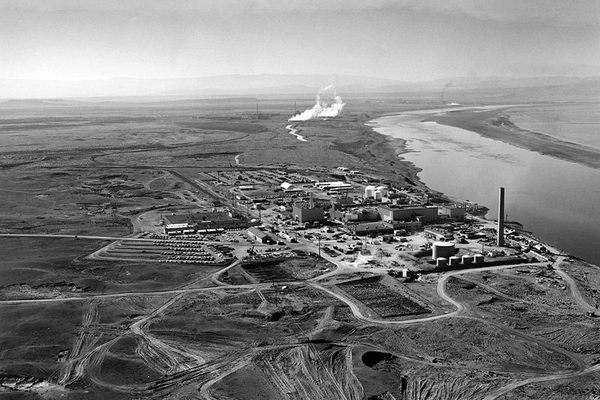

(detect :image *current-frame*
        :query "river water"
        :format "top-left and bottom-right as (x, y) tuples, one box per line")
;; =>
(369, 108), (600, 265)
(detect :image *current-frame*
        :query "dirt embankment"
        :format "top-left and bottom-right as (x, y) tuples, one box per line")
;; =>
(427, 109), (600, 169)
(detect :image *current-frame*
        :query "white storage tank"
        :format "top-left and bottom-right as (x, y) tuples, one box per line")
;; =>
(436, 257), (448, 267)
(449, 256), (461, 266)
(364, 186), (375, 198)
(474, 254), (485, 264)
(432, 241), (455, 260)
(462, 255), (474, 265)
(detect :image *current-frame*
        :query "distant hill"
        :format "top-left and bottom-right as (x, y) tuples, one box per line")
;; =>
(1, 74), (598, 100)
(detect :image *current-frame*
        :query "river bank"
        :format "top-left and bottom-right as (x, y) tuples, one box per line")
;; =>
(368, 106), (600, 266)
(425, 107), (600, 169)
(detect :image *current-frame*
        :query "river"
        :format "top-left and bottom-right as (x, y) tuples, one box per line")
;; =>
(369, 107), (600, 265)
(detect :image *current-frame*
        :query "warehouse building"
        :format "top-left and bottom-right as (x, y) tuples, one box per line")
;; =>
(378, 205), (439, 223)
(438, 206), (467, 221)
(165, 210), (250, 230)
(314, 181), (353, 191)
(331, 208), (379, 223)
(349, 222), (395, 236)
(247, 227), (274, 244)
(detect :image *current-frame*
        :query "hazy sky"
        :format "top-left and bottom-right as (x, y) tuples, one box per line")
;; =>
(1, 0), (599, 81)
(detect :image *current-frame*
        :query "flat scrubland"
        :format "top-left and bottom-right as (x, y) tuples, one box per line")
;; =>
(1, 97), (600, 399)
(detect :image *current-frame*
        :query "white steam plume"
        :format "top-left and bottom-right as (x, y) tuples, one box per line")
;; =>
(289, 86), (345, 121)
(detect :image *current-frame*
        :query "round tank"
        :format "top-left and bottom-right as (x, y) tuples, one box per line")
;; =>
(474, 254), (484, 264)
(432, 241), (455, 260)
(365, 186), (375, 198)
(449, 256), (461, 266)
(462, 255), (474, 265)
(436, 257), (448, 267)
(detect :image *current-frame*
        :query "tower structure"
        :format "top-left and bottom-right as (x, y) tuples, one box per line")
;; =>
(497, 187), (505, 246)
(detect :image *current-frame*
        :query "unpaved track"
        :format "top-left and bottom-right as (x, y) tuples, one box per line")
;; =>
(313, 260), (597, 399)
(3, 227), (597, 397)
(483, 363), (600, 400)
(553, 256), (596, 313)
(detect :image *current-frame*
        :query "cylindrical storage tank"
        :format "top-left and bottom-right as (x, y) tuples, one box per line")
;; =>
(374, 190), (383, 200)
(462, 255), (474, 265)
(432, 242), (455, 260)
(436, 257), (448, 268)
(449, 256), (461, 266)
(365, 186), (375, 198)
(474, 254), (484, 264)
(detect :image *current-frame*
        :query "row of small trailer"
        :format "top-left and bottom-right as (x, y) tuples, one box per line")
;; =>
(161, 252), (214, 259)
(163, 257), (231, 264)
(152, 241), (207, 246)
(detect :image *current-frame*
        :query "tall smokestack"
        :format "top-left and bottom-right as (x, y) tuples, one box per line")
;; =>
(497, 187), (505, 246)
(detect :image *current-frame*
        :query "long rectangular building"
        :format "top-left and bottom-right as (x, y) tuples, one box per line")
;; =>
(378, 205), (438, 223)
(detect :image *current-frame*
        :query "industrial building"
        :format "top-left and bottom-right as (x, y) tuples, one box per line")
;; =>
(378, 205), (438, 223)
(247, 227), (274, 244)
(331, 208), (379, 223)
(389, 220), (422, 232)
(314, 181), (353, 191)
(164, 223), (194, 235)
(164, 210), (250, 231)
(438, 206), (466, 221)
(349, 222), (394, 236)
(292, 203), (324, 223)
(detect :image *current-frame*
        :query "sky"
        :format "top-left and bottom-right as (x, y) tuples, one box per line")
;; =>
(0, 0), (599, 82)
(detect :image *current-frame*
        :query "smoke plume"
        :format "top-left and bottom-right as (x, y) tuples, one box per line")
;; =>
(289, 85), (345, 121)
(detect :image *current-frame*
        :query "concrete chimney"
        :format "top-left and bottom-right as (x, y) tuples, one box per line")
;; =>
(497, 187), (505, 246)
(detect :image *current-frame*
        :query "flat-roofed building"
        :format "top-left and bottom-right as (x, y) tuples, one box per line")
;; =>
(438, 206), (466, 221)
(165, 223), (193, 235)
(292, 203), (324, 223)
(378, 205), (438, 223)
(314, 181), (353, 191)
(165, 211), (250, 230)
(349, 222), (394, 236)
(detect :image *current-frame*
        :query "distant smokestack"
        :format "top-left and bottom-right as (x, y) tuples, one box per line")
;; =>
(497, 187), (505, 246)
(309, 192), (314, 209)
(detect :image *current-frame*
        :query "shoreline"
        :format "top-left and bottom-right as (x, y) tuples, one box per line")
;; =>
(365, 107), (598, 266)
(427, 107), (600, 169)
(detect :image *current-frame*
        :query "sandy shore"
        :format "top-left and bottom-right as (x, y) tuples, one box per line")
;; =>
(426, 107), (600, 169)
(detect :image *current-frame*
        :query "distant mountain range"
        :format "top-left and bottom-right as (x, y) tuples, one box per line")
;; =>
(1, 74), (599, 99)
